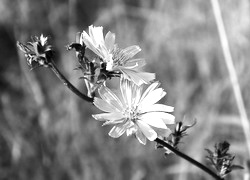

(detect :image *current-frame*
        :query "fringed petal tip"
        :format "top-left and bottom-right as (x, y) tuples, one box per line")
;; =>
(92, 114), (104, 121)
(92, 114), (98, 120)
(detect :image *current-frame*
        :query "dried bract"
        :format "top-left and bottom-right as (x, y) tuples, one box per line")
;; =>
(17, 35), (53, 69)
(205, 141), (244, 178)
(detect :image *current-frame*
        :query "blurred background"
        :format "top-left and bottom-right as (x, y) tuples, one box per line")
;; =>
(0, 0), (249, 179)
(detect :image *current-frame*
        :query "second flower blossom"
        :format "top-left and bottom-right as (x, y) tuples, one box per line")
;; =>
(93, 78), (175, 145)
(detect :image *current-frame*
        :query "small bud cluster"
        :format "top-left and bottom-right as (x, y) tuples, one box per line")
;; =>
(206, 141), (244, 178)
(156, 118), (196, 155)
(17, 35), (53, 70)
(67, 38), (121, 97)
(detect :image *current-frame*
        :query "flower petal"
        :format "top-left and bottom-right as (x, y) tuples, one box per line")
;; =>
(140, 112), (175, 125)
(120, 78), (130, 107)
(135, 130), (147, 145)
(141, 104), (174, 113)
(123, 58), (146, 69)
(132, 83), (142, 105)
(123, 78), (142, 105)
(108, 124), (126, 138)
(140, 88), (166, 107)
(105, 31), (115, 51)
(81, 31), (103, 57)
(140, 81), (160, 102)
(120, 78), (142, 108)
(98, 86), (123, 111)
(140, 114), (168, 129)
(135, 72), (155, 83)
(122, 45), (141, 61)
(136, 120), (157, 141)
(92, 112), (124, 121)
(120, 68), (155, 86)
(89, 25), (104, 46)
(126, 125), (137, 136)
(102, 118), (125, 126)
(94, 97), (119, 112)
(161, 113), (175, 124)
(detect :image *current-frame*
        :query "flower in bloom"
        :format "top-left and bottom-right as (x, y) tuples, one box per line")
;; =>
(81, 25), (155, 86)
(92, 78), (175, 145)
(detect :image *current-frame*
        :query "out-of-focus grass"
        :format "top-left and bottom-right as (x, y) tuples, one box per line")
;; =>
(0, 0), (249, 179)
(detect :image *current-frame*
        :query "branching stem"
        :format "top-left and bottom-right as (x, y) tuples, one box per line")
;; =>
(48, 60), (94, 103)
(155, 138), (223, 180)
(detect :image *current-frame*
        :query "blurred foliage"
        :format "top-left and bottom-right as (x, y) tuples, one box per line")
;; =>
(0, 0), (249, 179)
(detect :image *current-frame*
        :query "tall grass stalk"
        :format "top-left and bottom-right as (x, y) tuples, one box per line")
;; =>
(211, 0), (250, 157)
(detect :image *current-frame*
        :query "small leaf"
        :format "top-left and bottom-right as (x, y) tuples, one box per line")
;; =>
(205, 148), (214, 156)
(230, 165), (244, 170)
(17, 41), (31, 53)
(73, 66), (83, 71)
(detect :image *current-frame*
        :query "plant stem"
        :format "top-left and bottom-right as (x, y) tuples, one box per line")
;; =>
(155, 138), (223, 180)
(48, 61), (94, 103)
(210, 0), (250, 157)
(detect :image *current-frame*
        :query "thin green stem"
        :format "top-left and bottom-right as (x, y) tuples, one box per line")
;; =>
(155, 138), (223, 180)
(48, 61), (94, 103)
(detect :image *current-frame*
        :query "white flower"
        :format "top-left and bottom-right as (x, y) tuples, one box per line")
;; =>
(81, 25), (115, 70)
(81, 25), (155, 86)
(92, 78), (175, 145)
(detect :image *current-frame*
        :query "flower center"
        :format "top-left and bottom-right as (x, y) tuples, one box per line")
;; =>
(123, 107), (138, 123)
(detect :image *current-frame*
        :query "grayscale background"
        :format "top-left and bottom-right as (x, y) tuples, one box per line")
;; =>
(0, 0), (248, 179)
